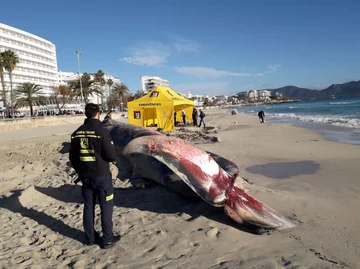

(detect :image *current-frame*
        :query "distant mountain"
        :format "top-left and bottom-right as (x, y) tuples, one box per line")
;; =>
(241, 80), (360, 100)
(320, 81), (360, 99)
(269, 85), (318, 100)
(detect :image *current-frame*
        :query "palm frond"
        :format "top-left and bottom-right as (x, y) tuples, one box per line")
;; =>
(1, 50), (19, 72)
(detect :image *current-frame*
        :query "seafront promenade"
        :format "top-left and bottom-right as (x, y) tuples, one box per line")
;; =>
(0, 115), (85, 132)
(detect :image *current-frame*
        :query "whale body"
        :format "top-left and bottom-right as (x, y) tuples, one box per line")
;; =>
(104, 120), (296, 230)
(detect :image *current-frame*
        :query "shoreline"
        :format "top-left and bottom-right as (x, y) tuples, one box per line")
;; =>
(266, 116), (360, 145)
(224, 97), (360, 145)
(223, 107), (360, 146)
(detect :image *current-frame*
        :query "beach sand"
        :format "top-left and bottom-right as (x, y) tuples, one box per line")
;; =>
(0, 110), (359, 268)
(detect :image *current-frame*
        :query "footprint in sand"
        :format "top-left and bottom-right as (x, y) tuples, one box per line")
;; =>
(52, 160), (61, 167)
(191, 242), (200, 247)
(19, 236), (38, 246)
(11, 251), (40, 266)
(44, 246), (63, 259)
(69, 259), (86, 269)
(206, 227), (220, 238)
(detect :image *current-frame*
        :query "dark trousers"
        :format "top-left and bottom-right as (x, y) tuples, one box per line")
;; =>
(81, 173), (114, 244)
(198, 118), (206, 128)
(193, 118), (198, 126)
(182, 115), (186, 125)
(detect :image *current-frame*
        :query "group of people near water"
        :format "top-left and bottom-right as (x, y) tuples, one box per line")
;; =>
(174, 107), (206, 128)
(175, 108), (265, 128)
(192, 108), (206, 128)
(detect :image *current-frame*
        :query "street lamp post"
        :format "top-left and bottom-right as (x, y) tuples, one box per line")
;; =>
(116, 97), (123, 112)
(75, 50), (85, 107)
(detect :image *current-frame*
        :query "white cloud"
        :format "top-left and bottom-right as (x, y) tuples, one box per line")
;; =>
(265, 64), (280, 73)
(172, 81), (230, 95)
(173, 65), (280, 79)
(121, 35), (199, 66)
(173, 66), (263, 78)
(120, 42), (170, 66)
(171, 37), (199, 52)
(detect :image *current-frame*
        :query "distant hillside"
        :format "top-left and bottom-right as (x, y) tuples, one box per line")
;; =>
(320, 81), (360, 98)
(269, 86), (318, 100)
(241, 80), (360, 100)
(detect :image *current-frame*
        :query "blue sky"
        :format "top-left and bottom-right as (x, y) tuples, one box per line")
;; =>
(1, 0), (360, 95)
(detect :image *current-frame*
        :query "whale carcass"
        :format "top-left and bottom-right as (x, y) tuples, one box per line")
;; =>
(103, 120), (296, 230)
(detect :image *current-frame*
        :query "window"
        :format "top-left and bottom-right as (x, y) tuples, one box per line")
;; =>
(150, 91), (159, 97)
(134, 111), (141, 119)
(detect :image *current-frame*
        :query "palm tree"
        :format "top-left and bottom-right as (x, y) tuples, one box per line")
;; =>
(94, 70), (106, 86)
(133, 89), (146, 100)
(2, 50), (19, 116)
(0, 52), (8, 116)
(94, 70), (106, 108)
(15, 83), (45, 116)
(52, 85), (73, 109)
(106, 93), (118, 110)
(68, 72), (102, 103)
(112, 83), (129, 111)
(59, 85), (74, 108)
(48, 86), (60, 109)
(106, 79), (114, 108)
(107, 78), (114, 90)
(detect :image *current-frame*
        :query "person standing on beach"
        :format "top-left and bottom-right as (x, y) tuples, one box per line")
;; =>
(181, 108), (186, 125)
(258, 111), (265, 123)
(192, 108), (198, 126)
(198, 109), (206, 128)
(69, 103), (120, 249)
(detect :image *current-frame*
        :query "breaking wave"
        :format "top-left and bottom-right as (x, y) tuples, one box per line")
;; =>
(329, 101), (356, 105)
(268, 113), (360, 129)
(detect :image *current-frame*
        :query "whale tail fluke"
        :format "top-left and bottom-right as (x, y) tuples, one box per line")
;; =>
(224, 186), (297, 229)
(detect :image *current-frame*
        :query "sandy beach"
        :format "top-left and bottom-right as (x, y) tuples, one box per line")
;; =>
(0, 110), (359, 269)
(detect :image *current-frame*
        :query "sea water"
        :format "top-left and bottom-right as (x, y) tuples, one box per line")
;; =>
(234, 97), (360, 145)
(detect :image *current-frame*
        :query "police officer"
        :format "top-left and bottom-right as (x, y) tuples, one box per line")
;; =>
(69, 103), (120, 249)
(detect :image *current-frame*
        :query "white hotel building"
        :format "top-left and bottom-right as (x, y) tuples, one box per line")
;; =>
(140, 75), (169, 93)
(0, 23), (59, 108)
(0, 23), (122, 114)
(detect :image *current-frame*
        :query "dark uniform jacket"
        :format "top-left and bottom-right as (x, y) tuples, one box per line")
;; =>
(69, 118), (116, 177)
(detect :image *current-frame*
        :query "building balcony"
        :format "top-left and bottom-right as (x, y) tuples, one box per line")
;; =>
(17, 54), (57, 69)
(0, 33), (55, 55)
(0, 25), (55, 51)
(11, 70), (59, 81)
(17, 62), (59, 75)
(0, 41), (56, 64)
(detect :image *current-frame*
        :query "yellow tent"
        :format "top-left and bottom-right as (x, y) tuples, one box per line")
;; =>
(127, 86), (195, 131)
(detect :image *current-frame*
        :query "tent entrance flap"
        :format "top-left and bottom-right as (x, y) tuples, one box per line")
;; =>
(143, 108), (157, 127)
(157, 106), (174, 131)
